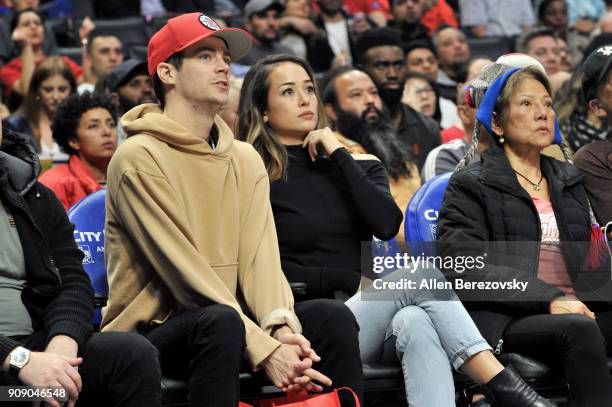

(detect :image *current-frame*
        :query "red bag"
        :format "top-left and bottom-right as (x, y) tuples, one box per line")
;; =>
(239, 387), (360, 407)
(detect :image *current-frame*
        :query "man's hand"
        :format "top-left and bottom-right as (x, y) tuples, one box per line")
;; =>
(44, 336), (81, 407)
(276, 333), (331, 393)
(262, 343), (312, 391)
(550, 296), (596, 319)
(19, 352), (83, 407)
(267, 328), (332, 392)
(332, 50), (350, 69)
(289, 17), (317, 35)
(79, 17), (96, 43)
(45, 335), (79, 360)
(274, 332), (320, 363)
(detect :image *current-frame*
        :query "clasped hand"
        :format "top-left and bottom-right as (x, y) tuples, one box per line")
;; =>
(263, 331), (332, 393)
(22, 336), (82, 407)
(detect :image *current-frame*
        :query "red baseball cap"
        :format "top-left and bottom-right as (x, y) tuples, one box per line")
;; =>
(147, 13), (252, 78)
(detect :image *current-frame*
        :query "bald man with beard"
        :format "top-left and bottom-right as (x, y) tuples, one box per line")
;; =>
(323, 67), (420, 241)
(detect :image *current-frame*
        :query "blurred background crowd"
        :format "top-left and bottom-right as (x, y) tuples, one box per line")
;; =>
(0, 0), (611, 207)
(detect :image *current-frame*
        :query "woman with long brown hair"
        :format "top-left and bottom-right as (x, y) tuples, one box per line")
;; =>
(237, 54), (553, 407)
(6, 56), (76, 161)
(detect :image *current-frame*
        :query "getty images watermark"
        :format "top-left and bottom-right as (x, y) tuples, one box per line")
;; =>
(360, 240), (612, 302)
(370, 252), (528, 293)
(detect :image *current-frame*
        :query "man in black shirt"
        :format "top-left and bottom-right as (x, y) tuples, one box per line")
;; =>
(0, 124), (161, 406)
(356, 27), (441, 170)
(387, 0), (430, 44)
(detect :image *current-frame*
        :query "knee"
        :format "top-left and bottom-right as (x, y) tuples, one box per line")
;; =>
(391, 306), (436, 350)
(314, 299), (359, 333)
(194, 305), (245, 348)
(304, 299), (360, 350)
(558, 314), (606, 355)
(94, 332), (161, 378)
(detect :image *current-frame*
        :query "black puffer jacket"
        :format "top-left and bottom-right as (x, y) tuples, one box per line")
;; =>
(0, 130), (93, 363)
(437, 146), (607, 348)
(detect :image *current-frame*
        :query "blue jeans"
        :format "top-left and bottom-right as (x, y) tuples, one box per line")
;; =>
(346, 265), (491, 407)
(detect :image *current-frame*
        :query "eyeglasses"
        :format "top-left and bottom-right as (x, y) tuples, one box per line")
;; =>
(414, 87), (435, 95)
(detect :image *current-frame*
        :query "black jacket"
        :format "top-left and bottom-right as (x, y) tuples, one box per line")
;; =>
(0, 130), (93, 363)
(437, 146), (605, 348)
(388, 20), (430, 45)
(280, 27), (336, 73)
(397, 103), (441, 170)
(313, 12), (357, 70)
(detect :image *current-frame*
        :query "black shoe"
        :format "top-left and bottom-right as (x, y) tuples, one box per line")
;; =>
(481, 365), (557, 407)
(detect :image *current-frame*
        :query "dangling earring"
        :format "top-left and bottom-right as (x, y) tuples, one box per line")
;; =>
(35, 95), (40, 101)
(499, 137), (505, 144)
(263, 115), (269, 123)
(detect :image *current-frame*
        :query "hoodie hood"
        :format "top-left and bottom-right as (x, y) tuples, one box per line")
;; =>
(0, 129), (40, 196)
(121, 103), (234, 157)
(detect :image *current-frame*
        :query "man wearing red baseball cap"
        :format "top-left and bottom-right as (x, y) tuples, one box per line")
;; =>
(101, 13), (361, 406)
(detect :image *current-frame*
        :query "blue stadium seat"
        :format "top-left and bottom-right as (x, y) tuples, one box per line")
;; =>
(67, 189), (108, 326)
(404, 172), (452, 256)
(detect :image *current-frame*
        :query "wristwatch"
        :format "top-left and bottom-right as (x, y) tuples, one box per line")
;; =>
(8, 346), (30, 377)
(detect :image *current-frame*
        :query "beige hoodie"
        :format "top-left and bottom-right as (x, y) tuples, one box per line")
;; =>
(101, 104), (302, 367)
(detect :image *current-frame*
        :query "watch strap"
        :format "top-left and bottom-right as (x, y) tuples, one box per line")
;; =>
(8, 362), (21, 377)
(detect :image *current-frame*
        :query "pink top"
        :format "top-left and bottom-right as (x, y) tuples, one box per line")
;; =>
(533, 198), (575, 297)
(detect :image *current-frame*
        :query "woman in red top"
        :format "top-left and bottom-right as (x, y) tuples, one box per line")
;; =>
(0, 8), (82, 100)
(39, 92), (118, 209)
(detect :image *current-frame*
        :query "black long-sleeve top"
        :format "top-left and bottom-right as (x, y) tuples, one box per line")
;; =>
(270, 145), (402, 299)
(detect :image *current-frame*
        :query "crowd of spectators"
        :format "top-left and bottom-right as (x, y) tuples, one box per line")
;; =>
(1, 0), (612, 406)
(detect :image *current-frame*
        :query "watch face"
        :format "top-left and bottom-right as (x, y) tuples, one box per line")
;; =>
(11, 348), (29, 367)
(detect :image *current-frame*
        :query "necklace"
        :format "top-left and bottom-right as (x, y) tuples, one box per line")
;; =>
(514, 169), (544, 191)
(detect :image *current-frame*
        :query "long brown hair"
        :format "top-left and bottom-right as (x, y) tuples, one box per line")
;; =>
(23, 56), (77, 141)
(236, 55), (327, 181)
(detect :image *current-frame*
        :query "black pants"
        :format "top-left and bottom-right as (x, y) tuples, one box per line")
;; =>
(0, 331), (161, 406)
(145, 299), (363, 407)
(502, 311), (612, 407)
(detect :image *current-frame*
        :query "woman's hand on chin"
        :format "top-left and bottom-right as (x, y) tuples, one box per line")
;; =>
(302, 127), (343, 161)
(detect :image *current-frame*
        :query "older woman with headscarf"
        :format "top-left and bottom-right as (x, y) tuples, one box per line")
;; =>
(438, 57), (612, 407)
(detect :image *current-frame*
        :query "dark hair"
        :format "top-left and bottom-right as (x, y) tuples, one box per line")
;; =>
(404, 39), (436, 58)
(152, 52), (184, 108)
(538, 0), (566, 25)
(23, 56), (77, 143)
(52, 92), (117, 155)
(404, 71), (442, 123)
(236, 54), (327, 181)
(86, 29), (122, 55)
(354, 27), (404, 67)
(10, 8), (43, 34)
(516, 27), (558, 53)
(320, 66), (358, 106)
(431, 24), (458, 50)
